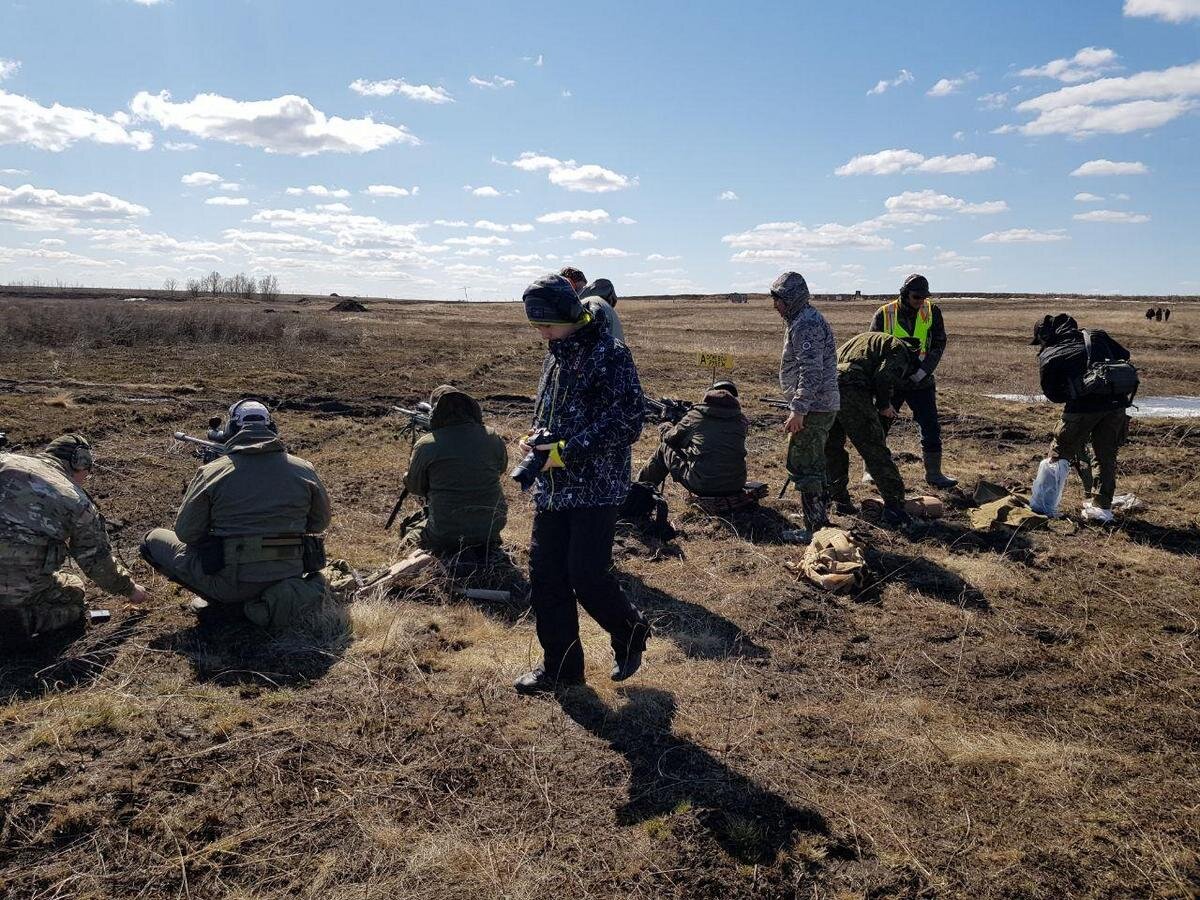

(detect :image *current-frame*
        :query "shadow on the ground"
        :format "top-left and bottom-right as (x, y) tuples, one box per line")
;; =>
(557, 685), (838, 864)
(859, 548), (990, 610)
(1119, 519), (1200, 555)
(441, 546), (532, 624)
(680, 501), (801, 546)
(0, 612), (149, 702)
(920, 518), (1036, 564)
(620, 572), (769, 661)
(148, 605), (350, 688)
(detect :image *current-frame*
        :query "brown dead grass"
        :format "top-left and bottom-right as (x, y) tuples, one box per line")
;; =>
(0, 291), (1197, 898)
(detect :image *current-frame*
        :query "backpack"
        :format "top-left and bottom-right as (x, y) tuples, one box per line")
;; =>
(1070, 330), (1139, 404)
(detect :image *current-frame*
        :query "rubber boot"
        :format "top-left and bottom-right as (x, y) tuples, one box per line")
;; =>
(801, 492), (829, 533)
(923, 452), (958, 488)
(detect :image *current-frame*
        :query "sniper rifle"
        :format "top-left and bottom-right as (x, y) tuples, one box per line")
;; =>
(761, 397), (798, 498)
(644, 396), (692, 425)
(172, 431), (226, 464)
(393, 402), (433, 444)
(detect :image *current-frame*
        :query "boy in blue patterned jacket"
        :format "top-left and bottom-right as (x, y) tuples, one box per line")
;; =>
(514, 274), (650, 694)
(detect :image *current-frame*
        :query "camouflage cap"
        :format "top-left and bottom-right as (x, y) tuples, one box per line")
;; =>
(44, 433), (93, 471)
(770, 271), (811, 316)
(711, 380), (739, 397)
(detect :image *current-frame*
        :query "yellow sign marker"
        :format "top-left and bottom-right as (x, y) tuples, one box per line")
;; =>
(697, 352), (735, 370)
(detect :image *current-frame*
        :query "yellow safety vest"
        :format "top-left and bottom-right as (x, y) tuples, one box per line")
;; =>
(880, 299), (933, 360)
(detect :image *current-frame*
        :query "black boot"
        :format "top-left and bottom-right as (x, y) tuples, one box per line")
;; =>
(880, 502), (914, 530)
(828, 491), (857, 516)
(514, 666), (584, 695)
(801, 492), (829, 532)
(923, 452), (958, 488)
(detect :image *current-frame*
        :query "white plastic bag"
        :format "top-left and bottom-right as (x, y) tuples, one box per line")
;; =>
(1030, 458), (1070, 517)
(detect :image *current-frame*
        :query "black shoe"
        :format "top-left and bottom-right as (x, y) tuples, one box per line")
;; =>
(611, 649), (644, 682)
(830, 494), (857, 516)
(880, 504), (913, 530)
(514, 667), (583, 695)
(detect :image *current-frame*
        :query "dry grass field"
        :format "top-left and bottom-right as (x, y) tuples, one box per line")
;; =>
(1, 290), (1198, 899)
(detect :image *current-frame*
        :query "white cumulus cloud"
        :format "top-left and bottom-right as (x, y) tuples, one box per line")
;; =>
(287, 184), (351, 198)
(1074, 192), (1105, 202)
(868, 69), (914, 96)
(1019, 47), (1121, 83)
(1070, 159), (1149, 176)
(508, 151), (636, 193)
(130, 90), (417, 155)
(570, 230), (597, 241)
(1073, 209), (1150, 223)
(719, 190), (739, 201)
(885, 190), (1008, 215)
(0, 59), (20, 80)
(181, 171), (221, 186)
(469, 75), (516, 89)
(723, 221), (893, 259)
(579, 247), (633, 258)
(465, 185), (502, 197)
(977, 228), (1069, 243)
(0, 89), (153, 151)
(835, 149), (996, 176)
(205, 196), (249, 206)
(904, 243), (927, 252)
(0, 183), (149, 230)
(365, 184), (418, 197)
(927, 72), (977, 97)
(1001, 61), (1200, 137)
(349, 78), (453, 104)
(1124, 0), (1200, 22)
(536, 209), (610, 224)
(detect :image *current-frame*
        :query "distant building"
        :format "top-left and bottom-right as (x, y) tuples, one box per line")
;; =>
(729, 293), (748, 303)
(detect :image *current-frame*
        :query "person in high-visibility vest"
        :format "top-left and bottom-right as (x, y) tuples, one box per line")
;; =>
(868, 273), (957, 488)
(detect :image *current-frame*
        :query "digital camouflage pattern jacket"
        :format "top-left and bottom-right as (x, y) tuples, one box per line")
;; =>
(0, 452), (134, 604)
(835, 332), (916, 410)
(779, 301), (840, 415)
(531, 318), (645, 511)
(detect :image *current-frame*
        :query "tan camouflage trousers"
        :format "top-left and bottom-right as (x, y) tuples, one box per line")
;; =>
(0, 571), (87, 638)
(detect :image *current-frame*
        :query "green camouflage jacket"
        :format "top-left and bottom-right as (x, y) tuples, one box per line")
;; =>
(0, 452), (134, 603)
(835, 332), (916, 410)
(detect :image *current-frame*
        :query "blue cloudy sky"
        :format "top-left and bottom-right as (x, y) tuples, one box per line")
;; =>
(1, 0), (1197, 299)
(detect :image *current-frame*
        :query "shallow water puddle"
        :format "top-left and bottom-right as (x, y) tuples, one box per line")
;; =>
(985, 394), (1200, 418)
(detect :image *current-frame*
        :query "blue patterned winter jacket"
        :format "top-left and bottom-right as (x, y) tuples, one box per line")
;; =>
(530, 320), (644, 511)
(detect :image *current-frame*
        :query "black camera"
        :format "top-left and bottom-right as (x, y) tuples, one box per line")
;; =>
(511, 429), (559, 492)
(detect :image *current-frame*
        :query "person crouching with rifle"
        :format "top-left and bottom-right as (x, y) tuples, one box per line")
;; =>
(634, 381), (747, 498)
(512, 274), (650, 694)
(394, 385), (508, 556)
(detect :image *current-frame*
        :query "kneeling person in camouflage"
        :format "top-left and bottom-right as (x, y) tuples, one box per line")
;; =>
(141, 401), (331, 627)
(0, 435), (147, 642)
(636, 381), (747, 497)
(400, 385), (508, 554)
(825, 333), (920, 529)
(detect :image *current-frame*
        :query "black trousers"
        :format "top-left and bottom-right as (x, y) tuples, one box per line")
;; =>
(887, 386), (942, 454)
(529, 505), (648, 681)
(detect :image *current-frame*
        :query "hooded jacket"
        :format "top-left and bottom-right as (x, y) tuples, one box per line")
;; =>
(0, 452), (134, 603)
(175, 423), (331, 582)
(778, 297), (840, 415)
(404, 387), (508, 551)
(580, 279), (624, 341)
(661, 388), (748, 495)
(1036, 315), (1132, 413)
(835, 332), (917, 410)
(531, 317), (644, 511)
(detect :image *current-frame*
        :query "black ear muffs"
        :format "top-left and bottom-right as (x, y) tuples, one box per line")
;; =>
(69, 441), (92, 472)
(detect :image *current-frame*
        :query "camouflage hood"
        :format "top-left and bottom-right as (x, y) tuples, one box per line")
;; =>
(771, 271), (812, 320)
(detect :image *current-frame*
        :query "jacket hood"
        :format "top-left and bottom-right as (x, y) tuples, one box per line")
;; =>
(699, 388), (742, 413)
(1033, 313), (1080, 347)
(771, 271), (811, 320)
(429, 385), (483, 428)
(580, 278), (618, 308)
(224, 423), (286, 455)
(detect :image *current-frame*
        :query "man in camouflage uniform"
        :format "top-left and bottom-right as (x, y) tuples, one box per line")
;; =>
(636, 380), (747, 497)
(0, 434), (147, 642)
(773, 271), (840, 534)
(825, 333), (920, 529)
(141, 401), (331, 627)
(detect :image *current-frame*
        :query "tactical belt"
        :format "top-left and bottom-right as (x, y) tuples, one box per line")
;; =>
(222, 535), (306, 564)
